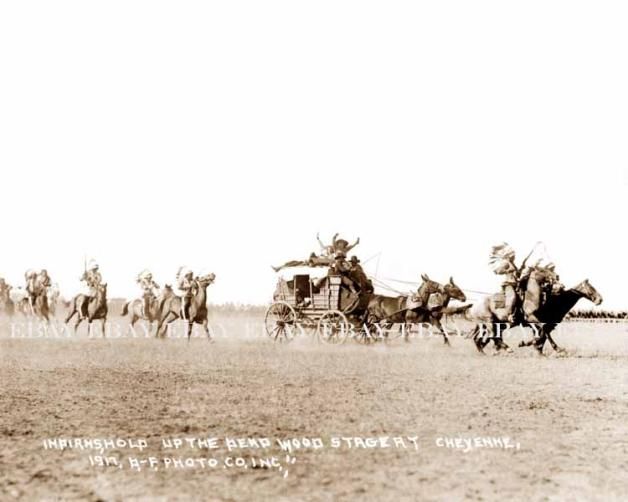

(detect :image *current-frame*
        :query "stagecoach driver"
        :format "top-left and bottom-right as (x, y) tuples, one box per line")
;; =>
(137, 269), (160, 318)
(176, 266), (195, 321)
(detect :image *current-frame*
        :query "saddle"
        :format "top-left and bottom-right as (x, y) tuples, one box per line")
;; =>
(427, 292), (445, 311)
(492, 292), (506, 309)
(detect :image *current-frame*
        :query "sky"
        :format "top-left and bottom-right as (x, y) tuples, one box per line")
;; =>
(0, 1), (626, 308)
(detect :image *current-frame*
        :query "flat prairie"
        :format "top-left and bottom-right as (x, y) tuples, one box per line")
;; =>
(1, 314), (627, 501)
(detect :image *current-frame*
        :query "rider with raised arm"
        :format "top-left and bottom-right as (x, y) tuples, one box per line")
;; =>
(332, 234), (360, 258)
(137, 269), (160, 318)
(79, 261), (102, 313)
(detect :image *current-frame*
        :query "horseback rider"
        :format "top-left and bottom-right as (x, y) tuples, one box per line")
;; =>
(37, 269), (52, 292)
(521, 261), (563, 323)
(79, 261), (103, 313)
(137, 269), (159, 318)
(176, 266), (195, 321)
(490, 242), (564, 323)
(489, 243), (521, 322)
(25, 269), (40, 312)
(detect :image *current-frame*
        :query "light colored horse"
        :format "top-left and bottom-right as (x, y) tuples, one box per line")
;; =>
(465, 267), (556, 353)
(155, 273), (216, 341)
(121, 291), (161, 334)
(10, 288), (30, 316)
(9, 286), (50, 321)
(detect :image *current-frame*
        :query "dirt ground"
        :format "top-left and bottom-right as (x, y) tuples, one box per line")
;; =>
(1, 314), (627, 501)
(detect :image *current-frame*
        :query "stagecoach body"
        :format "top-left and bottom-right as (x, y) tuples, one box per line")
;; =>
(265, 271), (366, 344)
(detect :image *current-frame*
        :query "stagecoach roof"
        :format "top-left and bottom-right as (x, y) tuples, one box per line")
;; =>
(275, 266), (329, 279)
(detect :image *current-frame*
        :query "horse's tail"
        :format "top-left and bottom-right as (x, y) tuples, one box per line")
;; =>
(121, 302), (129, 316)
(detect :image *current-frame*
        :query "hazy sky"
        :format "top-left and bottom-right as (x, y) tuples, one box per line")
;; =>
(1, 1), (626, 308)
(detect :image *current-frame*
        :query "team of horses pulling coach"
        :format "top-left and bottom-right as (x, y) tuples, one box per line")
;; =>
(266, 237), (603, 354)
(0, 237), (603, 353)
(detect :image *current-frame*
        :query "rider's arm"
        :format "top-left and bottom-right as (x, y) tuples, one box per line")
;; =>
(316, 233), (325, 251)
(346, 237), (360, 252)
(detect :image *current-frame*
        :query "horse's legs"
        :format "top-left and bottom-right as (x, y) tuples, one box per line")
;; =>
(155, 318), (164, 338)
(65, 304), (76, 324)
(543, 324), (564, 353)
(402, 322), (411, 343)
(545, 332), (565, 353)
(432, 318), (449, 346)
(469, 325), (485, 354)
(520, 324), (546, 354)
(491, 322), (511, 352)
(201, 319), (212, 341)
(477, 323), (492, 351)
(533, 334), (546, 355)
(101, 318), (107, 338)
(156, 312), (176, 339)
(186, 321), (194, 342)
(74, 314), (83, 333)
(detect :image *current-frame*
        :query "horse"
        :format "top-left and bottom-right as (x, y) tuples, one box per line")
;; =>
(518, 279), (602, 354)
(366, 274), (452, 343)
(154, 273), (216, 341)
(121, 293), (161, 334)
(469, 279), (602, 355)
(32, 290), (50, 322)
(465, 266), (558, 354)
(405, 277), (468, 345)
(65, 283), (108, 336)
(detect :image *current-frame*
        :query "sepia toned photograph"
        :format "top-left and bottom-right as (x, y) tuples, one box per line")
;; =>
(1, 1), (627, 501)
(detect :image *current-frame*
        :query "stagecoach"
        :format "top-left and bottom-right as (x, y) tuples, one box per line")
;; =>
(264, 268), (370, 343)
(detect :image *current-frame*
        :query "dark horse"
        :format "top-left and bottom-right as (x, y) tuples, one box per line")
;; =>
(471, 279), (602, 354)
(367, 274), (443, 323)
(518, 279), (602, 354)
(155, 273), (216, 341)
(65, 284), (109, 336)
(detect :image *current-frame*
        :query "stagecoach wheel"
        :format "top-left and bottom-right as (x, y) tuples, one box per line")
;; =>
(264, 302), (298, 343)
(317, 310), (350, 345)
